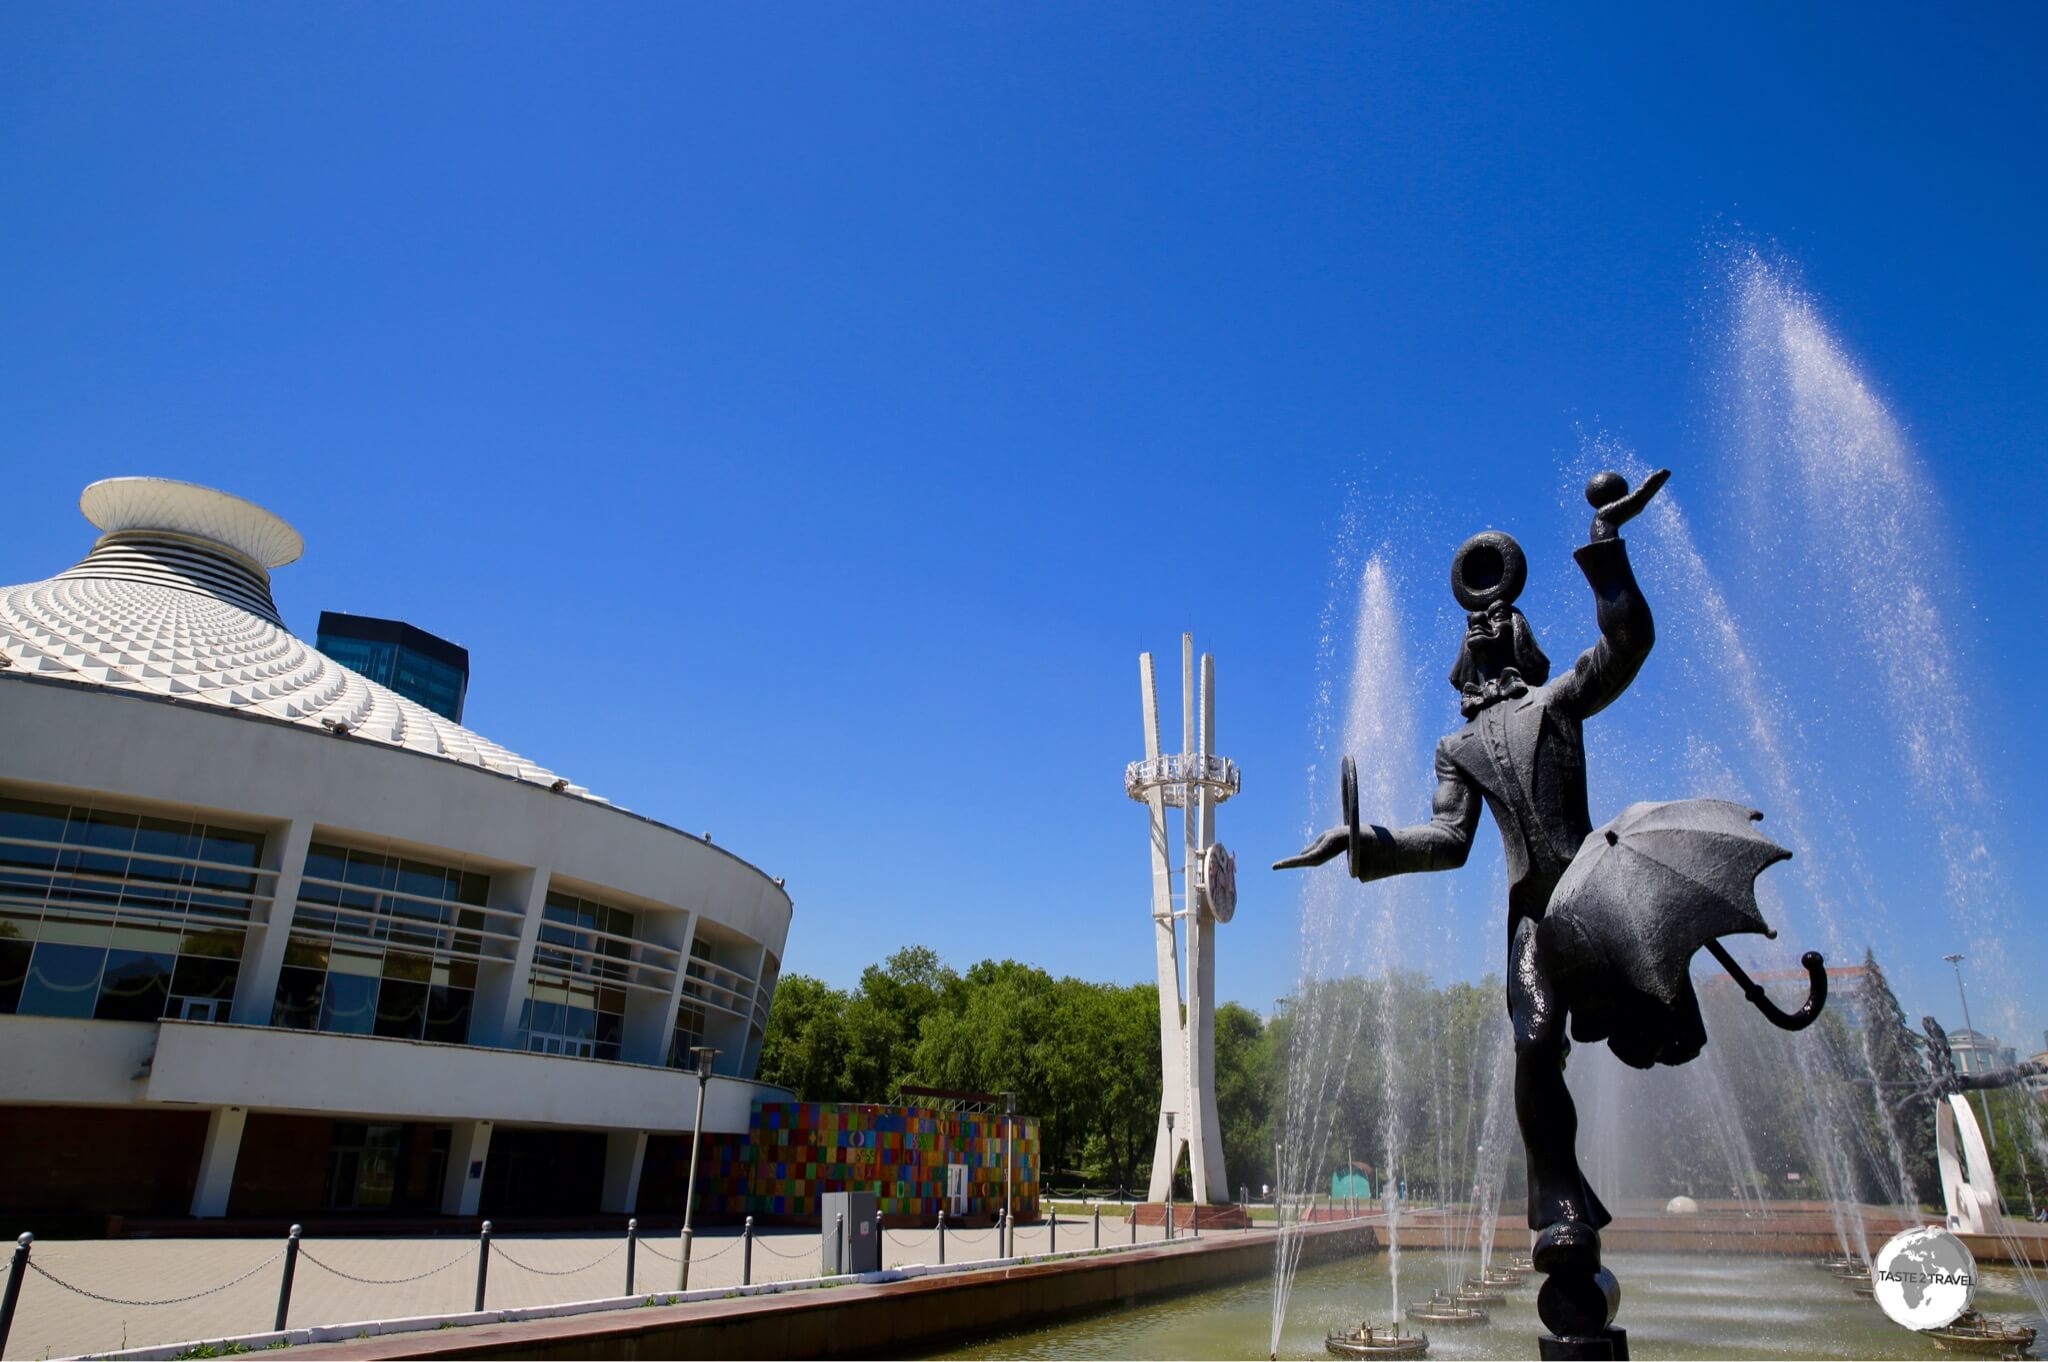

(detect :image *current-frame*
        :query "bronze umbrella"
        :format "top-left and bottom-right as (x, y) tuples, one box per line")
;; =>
(1540, 798), (1826, 1069)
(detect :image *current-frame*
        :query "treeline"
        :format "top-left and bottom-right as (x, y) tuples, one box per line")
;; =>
(756, 947), (1274, 1190)
(760, 944), (1998, 1210)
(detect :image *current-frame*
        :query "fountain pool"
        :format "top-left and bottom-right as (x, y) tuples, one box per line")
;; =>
(925, 1249), (2045, 1359)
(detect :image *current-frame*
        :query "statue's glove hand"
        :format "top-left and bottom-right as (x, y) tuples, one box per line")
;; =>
(1587, 467), (1670, 541)
(1273, 827), (1353, 873)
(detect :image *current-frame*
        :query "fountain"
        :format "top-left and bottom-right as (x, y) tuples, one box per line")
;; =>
(1323, 1321), (1429, 1360)
(1920, 1306), (2039, 1356)
(1276, 466), (1831, 1358)
(1269, 549), (1428, 1358)
(1244, 250), (2048, 1362)
(1404, 1287), (1489, 1327)
(1717, 252), (2047, 1319)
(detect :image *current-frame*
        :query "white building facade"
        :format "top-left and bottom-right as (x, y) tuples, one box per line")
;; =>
(0, 479), (792, 1223)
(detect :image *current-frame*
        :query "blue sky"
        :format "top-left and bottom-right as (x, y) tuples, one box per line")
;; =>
(4, 5), (2043, 1046)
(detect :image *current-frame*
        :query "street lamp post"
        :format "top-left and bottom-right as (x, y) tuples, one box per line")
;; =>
(1164, 1111), (1177, 1240)
(1003, 1092), (1016, 1258)
(678, 1045), (719, 1290)
(1945, 953), (1996, 1148)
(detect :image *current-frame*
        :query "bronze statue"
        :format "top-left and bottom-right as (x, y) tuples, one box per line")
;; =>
(1922, 1016), (2046, 1097)
(1276, 469), (1827, 1360)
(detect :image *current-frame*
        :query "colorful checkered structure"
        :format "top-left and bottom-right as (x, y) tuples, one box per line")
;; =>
(690, 1101), (1039, 1224)
(687, 1131), (755, 1220)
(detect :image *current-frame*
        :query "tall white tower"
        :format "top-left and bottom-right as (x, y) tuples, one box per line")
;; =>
(1125, 633), (1239, 1205)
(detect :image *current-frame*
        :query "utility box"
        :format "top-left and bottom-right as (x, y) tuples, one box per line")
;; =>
(821, 1190), (880, 1275)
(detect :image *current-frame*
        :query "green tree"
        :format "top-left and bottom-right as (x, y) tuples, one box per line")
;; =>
(1213, 1001), (1270, 1197)
(755, 973), (854, 1101)
(841, 945), (959, 1101)
(1854, 948), (1936, 1204)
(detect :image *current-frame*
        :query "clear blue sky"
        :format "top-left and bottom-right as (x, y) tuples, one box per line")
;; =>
(4, 5), (2043, 1045)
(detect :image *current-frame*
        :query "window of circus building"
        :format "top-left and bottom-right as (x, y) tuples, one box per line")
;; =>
(0, 796), (261, 1024)
(270, 843), (496, 1044)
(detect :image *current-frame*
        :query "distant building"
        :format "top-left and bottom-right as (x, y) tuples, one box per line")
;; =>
(1697, 961), (1874, 1034)
(315, 611), (470, 721)
(1, 478), (792, 1224)
(1945, 1027), (2018, 1077)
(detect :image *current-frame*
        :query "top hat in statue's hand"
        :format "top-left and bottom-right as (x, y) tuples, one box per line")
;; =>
(1270, 754), (1371, 877)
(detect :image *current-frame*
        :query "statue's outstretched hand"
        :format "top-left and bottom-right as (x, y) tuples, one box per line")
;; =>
(1273, 827), (1351, 872)
(1586, 467), (1670, 541)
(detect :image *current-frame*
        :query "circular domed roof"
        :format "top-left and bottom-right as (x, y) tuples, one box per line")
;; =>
(81, 477), (305, 568)
(4, 477), (601, 804)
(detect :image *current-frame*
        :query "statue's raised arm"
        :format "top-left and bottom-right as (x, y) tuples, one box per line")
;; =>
(1550, 468), (1668, 722)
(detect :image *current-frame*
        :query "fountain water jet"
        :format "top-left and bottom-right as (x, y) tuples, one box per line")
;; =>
(1270, 551), (1430, 1356)
(1726, 253), (2048, 1315)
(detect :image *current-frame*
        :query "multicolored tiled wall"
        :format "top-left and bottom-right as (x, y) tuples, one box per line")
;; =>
(683, 1101), (1039, 1224)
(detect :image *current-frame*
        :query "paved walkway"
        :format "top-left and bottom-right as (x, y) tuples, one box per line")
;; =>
(5, 1218), (1187, 1359)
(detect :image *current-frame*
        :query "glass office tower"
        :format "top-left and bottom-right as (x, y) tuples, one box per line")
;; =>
(314, 611), (470, 722)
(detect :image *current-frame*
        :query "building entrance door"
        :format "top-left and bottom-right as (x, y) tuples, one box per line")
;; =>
(323, 1123), (404, 1209)
(946, 1163), (969, 1217)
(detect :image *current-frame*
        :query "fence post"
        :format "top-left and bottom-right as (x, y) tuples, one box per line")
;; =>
(1093, 1203), (1100, 1249)
(273, 1224), (301, 1332)
(937, 1209), (946, 1265)
(742, 1216), (754, 1287)
(1, 1233), (32, 1361)
(1191, 1203), (1199, 1238)
(474, 1220), (492, 1312)
(1130, 1206), (1137, 1245)
(996, 1206), (1006, 1258)
(1165, 1200), (1174, 1241)
(835, 1213), (844, 1275)
(625, 1218), (637, 1297)
(1049, 1208), (1056, 1255)
(875, 1207), (885, 1270)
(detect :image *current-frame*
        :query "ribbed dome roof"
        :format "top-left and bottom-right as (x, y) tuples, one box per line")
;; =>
(0, 478), (601, 802)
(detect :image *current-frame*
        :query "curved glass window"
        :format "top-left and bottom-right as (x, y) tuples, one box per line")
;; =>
(95, 948), (174, 1022)
(0, 795), (258, 1023)
(319, 969), (380, 1036)
(20, 942), (106, 1018)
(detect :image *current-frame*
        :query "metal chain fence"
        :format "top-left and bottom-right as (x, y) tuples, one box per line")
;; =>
(297, 1245), (474, 1286)
(4, 1210), (1198, 1360)
(490, 1239), (626, 1277)
(637, 1233), (741, 1265)
(635, 1236), (681, 1263)
(749, 1233), (820, 1261)
(26, 1247), (285, 1308)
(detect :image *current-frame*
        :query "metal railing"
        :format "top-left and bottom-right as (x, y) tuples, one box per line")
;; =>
(0, 1203), (1284, 1359)
(1122, 752), (1241, 803)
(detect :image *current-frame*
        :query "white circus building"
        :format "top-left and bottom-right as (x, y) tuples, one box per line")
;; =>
(0, 478), (792, 1224)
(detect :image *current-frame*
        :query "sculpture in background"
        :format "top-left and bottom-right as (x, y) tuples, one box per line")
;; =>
(1276, 469), (1828, 1360)
(1920, 1016), (2046, 1235)
(1126, 634), (1240, 1205)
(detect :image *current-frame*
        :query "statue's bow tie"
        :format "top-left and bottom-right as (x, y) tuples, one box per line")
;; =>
(1460, 667), (1529, 717)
